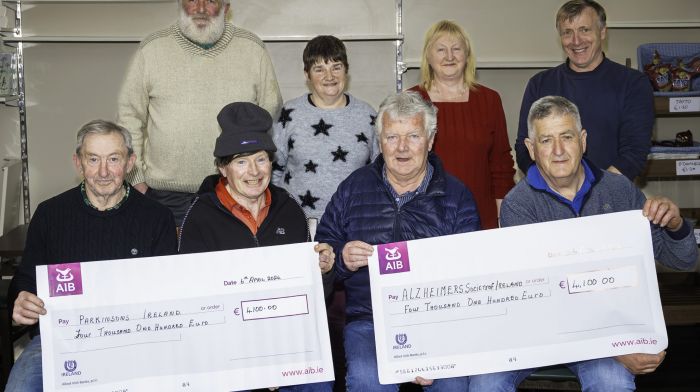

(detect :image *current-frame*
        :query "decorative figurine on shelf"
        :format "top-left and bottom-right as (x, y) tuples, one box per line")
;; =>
(675, 129), (694, 147)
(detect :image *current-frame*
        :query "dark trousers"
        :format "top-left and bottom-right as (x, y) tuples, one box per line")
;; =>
(144, 187), (197, 226)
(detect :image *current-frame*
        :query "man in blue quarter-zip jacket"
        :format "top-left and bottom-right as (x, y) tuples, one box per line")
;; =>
(470, 95), (698, 392)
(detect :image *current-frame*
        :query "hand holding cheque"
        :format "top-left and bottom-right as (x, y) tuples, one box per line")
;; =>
(12, 290), (47, 326)
(342, 241), (375, 271)
(642, 196), (684, 231)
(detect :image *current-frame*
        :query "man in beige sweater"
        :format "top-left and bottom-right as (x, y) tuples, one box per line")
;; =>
(117, 0), (282, 224)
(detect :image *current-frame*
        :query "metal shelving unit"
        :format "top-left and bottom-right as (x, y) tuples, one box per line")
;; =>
(0, 0), (406, 225)
(1, 0), (29, 224)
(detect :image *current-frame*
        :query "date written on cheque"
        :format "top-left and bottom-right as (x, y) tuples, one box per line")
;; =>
(224, 275), (282, 286)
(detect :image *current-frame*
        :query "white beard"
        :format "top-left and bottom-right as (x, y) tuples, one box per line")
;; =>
(178, 7), (226, 45)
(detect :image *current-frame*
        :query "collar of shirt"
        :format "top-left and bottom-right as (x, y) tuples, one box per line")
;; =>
(382, 162), (434, 209)
(80, 181), (130, 211)
(215, 177), (272, 235)
(306, 93), (350, 107)
(526, 160), (594, 215)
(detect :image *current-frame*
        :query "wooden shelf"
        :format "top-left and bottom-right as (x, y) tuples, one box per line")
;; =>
(642, 159), (700, 179)
(654, 95), (700, 117)
(680, 208), (700, 218)
(657, 272), (700, 325)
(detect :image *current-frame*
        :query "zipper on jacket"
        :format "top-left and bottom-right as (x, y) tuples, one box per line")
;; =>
(208, 192), (263, 247)
(532, 187), (580, 218)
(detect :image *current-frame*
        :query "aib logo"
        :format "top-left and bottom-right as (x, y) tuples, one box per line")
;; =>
(393, 333), (411, 350)
(378, 242), (410, 275)
(48, 263), (83, 297)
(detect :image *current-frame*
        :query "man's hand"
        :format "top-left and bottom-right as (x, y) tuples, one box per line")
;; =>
(414, 376), (433, 386)
(615, 352), (666, 375)
(133, 182), (149, 194)
(13, 291), (46, 326)
(341, 241), (374, 272)
(314, 243), (335, 274)
(643, 196), (683, 231)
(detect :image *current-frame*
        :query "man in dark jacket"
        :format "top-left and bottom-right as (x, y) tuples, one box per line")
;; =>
(315, 91), (481, 391)
(7, 120), (177, 391)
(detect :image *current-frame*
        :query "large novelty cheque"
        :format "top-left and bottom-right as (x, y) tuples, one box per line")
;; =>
(368, 210), (667, 384)
(37, 243), (333, 391)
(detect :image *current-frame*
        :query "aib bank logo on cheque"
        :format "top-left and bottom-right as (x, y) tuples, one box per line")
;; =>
(378, 242), (410, 275)
(48, 263), (83, 297)
(393, 333), (411, 350)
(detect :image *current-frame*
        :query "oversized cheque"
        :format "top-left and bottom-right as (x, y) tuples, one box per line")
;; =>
(37, 242), (333, 391)
(368, 210), (667, 384)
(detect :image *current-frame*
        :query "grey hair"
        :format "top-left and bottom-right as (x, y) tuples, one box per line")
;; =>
(376, 91), (438, 139)
(76, 120), (134, 156)
(527, 96), (583, 139)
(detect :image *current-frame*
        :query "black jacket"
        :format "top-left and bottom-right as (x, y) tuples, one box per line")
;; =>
(11, 184), (176, 337)
(179, 175), (309, 253)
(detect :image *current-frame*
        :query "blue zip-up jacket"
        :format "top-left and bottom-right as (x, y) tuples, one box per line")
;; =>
(501, 162), (697, 271)
(315, 153), (481, 321)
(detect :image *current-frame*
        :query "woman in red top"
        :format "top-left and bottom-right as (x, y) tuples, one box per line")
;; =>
(410, 20), (515, 229)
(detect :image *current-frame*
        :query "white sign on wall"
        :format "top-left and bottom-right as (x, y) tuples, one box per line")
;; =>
(669, 97), (700, 113)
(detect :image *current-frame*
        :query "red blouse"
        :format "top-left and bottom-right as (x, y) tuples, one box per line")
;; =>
(410, 85), (516, 229)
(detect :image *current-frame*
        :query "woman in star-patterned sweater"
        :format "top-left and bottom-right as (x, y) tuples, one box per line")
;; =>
(271, 35), (378, 221)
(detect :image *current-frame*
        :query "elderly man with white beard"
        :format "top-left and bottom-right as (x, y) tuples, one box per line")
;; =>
(117, 0), (282, 225)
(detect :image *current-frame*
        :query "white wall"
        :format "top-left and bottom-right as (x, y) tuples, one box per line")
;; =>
(6, 0), (400, 211)
(0, 0), (699, 214)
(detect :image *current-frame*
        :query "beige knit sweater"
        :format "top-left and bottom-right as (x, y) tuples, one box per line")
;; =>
(117, 23), (282, 193)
